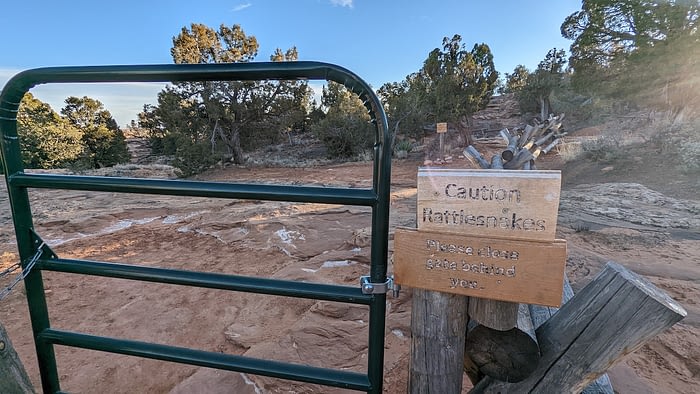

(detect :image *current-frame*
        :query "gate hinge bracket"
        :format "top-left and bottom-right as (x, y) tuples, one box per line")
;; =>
(360, 275), (400, 297)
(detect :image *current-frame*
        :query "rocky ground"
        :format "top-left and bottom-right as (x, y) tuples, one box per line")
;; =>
(1, 110), (698, 393)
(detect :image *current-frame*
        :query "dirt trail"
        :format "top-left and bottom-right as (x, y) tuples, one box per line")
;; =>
(1, 153), (698, 393)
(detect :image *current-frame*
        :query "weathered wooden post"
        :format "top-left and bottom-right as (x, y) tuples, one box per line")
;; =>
(529, 277), (614, 394)
(1, 321), (36, 393)
(437, 122), (448, 157)
(471, 262), (687, 393)
(406, 160), (470, 393)
(408, 289), (468, 393)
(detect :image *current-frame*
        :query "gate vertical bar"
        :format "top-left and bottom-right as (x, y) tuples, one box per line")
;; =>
(0, 96), (61, 393)
(367, 100), (392, 394)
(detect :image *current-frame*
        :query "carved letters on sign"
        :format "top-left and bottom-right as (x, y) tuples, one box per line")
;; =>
(417, 169), (562, 242)
(393, 228), (566, 306)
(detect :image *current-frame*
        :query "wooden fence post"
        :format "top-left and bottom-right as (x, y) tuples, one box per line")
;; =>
(409, 289), (468, 393)
(471, 262), (687, 393)
(1, 320), (36, 393)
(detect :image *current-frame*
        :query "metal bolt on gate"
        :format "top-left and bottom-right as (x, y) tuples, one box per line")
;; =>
(0, 62), (392, 393)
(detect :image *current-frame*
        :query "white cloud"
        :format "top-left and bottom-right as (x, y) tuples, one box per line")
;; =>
(330, 0), (353, 8)
(232, 3), (252, 12)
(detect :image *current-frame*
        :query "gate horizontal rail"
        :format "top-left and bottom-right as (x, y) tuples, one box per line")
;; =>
(9, 173), (378, 205)
(38, 257), (374, 304)
(37, 328), (371, 391)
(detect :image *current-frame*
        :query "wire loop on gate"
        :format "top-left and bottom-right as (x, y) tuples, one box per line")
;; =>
(0, 241), (45, 300)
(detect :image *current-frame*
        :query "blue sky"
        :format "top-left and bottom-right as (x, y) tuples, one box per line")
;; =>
(0, 0), (581, 126)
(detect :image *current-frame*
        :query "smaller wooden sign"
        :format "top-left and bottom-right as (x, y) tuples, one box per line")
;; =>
(436, 122), (447, 133)
(393, 227), (566, 306)
(418, 169), (561, 242)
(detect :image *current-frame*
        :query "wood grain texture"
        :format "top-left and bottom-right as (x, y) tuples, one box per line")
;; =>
(470, 262), (687, 394)
(465, 304), (540, 382)
(530, 278), (614, 394)
(417, 168), (561, 242)
(467, 298), (519, 330)
(409, 289), (469, 394)
(0, 321), (35, 394)
(394, 228), (566, 306)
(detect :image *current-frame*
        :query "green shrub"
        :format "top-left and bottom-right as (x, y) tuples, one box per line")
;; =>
(312, 115), (374, 158)
(394, 139), (414, 153)
(171, 137), (216, 177)
(675, 140), (700, 173)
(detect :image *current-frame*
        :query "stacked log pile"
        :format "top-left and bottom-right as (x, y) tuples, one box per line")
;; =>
(465, 114), (568, 170)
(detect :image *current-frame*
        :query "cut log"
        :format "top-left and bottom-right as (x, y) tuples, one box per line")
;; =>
(409, 289), (469, 394)
(501, 135), (518, 161)
(498, 128), (511, 143)
(517, 124), (536, 147)
(467, 298), (518, 331)
(465, 304), (540, 382)
(541, 138), (561, 154)
(489, 154), (503, 169)
(503, 148), (534, 169)
(534, 131), (555, 147)
(463, 146), (490, 169)
(470, 262), (687, 394)
(0, 321), (35, 393)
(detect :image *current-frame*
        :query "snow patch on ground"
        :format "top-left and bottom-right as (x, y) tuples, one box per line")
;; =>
(163, 211), (207, 224)
(275, 228), (305, 244)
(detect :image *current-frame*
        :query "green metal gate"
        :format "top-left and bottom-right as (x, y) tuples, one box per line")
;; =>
(0, 62), (392, 393)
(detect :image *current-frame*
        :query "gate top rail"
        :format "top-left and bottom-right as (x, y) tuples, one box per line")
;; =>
(0, 61), (390, 184)
(0, 61), (385, 125)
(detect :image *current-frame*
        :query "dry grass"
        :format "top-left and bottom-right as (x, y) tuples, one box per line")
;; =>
(556, 141), (585, 162)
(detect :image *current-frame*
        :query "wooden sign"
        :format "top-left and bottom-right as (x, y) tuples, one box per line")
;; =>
(393, 227), (566, 306)
(417, 168), (561, 242)
(436, 122), (447, 133)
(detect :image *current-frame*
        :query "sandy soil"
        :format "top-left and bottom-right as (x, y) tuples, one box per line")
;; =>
(1, 144), (698, 393)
